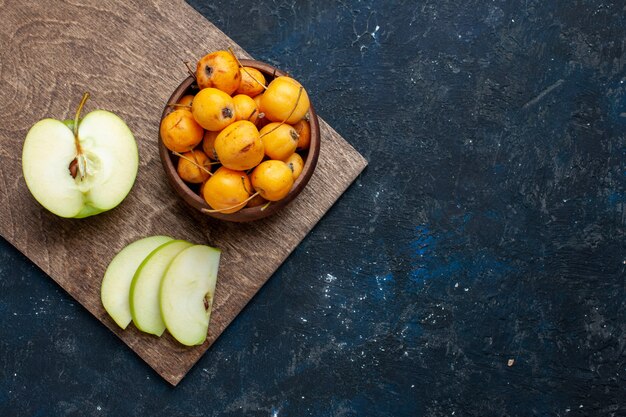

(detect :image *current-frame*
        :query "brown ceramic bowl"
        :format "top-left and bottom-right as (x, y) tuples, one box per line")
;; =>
(159, 59), (320, 222)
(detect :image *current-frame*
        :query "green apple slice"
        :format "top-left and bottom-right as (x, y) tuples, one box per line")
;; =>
(101, 235), (173, 329)
(160, 245), (221, 346)
(22, 104), (138, 218)
(129, 240), (192, 336)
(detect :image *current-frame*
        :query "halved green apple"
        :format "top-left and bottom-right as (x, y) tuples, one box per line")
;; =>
(160, 245), (221, 346)
(129, 240), (192, 336)
(22, 93), (138, 218)
(101, 235), (173, 329)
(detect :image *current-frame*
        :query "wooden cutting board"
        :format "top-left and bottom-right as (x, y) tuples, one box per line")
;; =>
(0, 0), (366, 385)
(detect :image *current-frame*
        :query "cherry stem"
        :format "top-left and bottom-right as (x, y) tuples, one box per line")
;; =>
(246, 108), (258, 121)
(228, 47), (267, 91)
(202, 191), (260, 214)
(241, 175), (253, 195)
(172, 151), (213, 176)
(259, 86), (303, 139)
(183, 60), (196, 79)
(73, 92), (90, 180)
(167, 103), (192, 109)
(260, 201), (271, 211)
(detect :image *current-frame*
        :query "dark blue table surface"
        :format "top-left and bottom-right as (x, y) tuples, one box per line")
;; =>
(1, 1), (624, 416)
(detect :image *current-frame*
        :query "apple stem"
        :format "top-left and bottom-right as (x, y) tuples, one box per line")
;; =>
(73, 92), (90, 180)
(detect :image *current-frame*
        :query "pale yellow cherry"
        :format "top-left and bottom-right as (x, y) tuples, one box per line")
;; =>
(214, 120), (264, 171)
(251, 160), (294, 201)
(191, 88), (235, 131)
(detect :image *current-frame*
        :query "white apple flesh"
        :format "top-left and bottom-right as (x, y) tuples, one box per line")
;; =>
(129, 240), (192, 336)
(22, 97), (138, 218)
(160, 245), (221, 346)
(101, 235), (173, 330)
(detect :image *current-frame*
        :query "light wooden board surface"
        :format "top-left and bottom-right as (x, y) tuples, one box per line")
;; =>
(0, 0), (366, 385)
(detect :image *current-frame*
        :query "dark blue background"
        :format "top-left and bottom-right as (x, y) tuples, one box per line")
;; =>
(1, 1), (625, 416)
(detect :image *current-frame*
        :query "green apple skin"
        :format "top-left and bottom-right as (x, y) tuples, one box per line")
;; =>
(160, 245), (221, 346)
(101, 236), (173, 330)
(129, 240), (193, 336)
(74, 205), (104, 218)
(62, 119), (77, 131)
(22, 110), (138, 218)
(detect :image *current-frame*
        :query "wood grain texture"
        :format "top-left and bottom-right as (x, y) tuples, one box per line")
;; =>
(0, 0), (366, 385)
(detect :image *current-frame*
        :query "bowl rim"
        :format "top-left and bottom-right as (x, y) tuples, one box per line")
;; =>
(158, 59), (321, 222)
